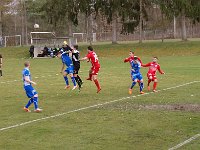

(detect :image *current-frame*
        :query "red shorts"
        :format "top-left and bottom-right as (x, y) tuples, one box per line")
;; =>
(91, 65), (100, 75)
(147, 73), (157, 81)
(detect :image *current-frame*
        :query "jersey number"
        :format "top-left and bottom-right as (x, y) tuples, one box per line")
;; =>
(93, 53), (98, 62)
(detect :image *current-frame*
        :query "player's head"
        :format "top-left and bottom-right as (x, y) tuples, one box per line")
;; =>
(133, 56), (138, 62)
(73, 45), (78, 50)
(152, 56), (158, 62)
(88, 46), (93, 52)
(0, 54), (2, 58)
(129, 51), (134, 57)
(24, 61), (30, 68)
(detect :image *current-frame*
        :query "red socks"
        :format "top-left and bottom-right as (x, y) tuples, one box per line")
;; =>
(148, 79), (151, 86)
(87, 74), (92, 80)
(94, 79), (101, 90)
(153, 82), (157, 90)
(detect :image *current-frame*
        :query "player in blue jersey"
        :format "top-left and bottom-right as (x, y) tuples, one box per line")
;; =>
(57, 51), (77, 90)
(128, 56), (144, 95)
(22, 61), (42, 112)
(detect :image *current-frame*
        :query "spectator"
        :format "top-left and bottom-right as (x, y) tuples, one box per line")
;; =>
(29, 45), (34, 58)
(0, 54), (2, 77)
(0, 36), (3, 47)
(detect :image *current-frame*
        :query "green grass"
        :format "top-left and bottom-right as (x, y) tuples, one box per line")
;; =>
(0, 41), (200, 150)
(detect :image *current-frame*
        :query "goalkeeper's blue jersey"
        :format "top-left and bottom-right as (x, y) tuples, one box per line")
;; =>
(61, 52), (73, 67)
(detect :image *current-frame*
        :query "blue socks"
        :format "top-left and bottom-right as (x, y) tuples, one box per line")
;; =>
(71, 77), (76, 86)
(25, 98), (33, 108)
(33, 97), (38, 110)
(64, 76), (69, 85)
(64, 76), (76, 86)
(140, 82), (144, 92)
(130, 82), (136, 89)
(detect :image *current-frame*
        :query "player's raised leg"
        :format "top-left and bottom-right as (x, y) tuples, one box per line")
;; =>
(69, 73), (77, 90)
(87, 69), (93, 81)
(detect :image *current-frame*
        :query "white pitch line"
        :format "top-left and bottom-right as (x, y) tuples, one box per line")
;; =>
(0, 81), (199, 133)
(168, 134), (200, 150)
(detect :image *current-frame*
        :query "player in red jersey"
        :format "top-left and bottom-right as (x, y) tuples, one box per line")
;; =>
(80, 46), (101, 93)
(142, 57), (165, 92)
(124, 51), (142, 64)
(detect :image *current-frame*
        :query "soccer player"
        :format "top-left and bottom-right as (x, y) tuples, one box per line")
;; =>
(22, 61), (42, 112)
(0, 54), (2, 77)
(57, 51), (77, 90)
(124, 51), (142, 64)
(124, 51), (142, 86)
(80, 46), (101, 93)
(71, 45), (83, 90)
(127, 56), (144, 95)
(142, 56), (165, 92)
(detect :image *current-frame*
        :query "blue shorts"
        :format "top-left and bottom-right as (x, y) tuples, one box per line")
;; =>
(131, 72), (143, 81)
(65, 66), (74, 74)
(24, 85), (37, 98)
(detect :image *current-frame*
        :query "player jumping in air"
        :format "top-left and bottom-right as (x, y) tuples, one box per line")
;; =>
(127, 56), (144, 95)
(71, 45), (83, 90)
(81, 46), (101, 93)
(22, 61), (42, 112)
(57, 51), (77, 90)
(142, 56), (165, 92)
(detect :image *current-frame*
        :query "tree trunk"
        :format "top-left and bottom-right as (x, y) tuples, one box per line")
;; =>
(112, 12), (117, 44)
(139, 0), (143, 43)
(161, 13), (164, 42)
(0, 11), (2, 37)
(173, 15), (176, 39)
(68, 19), (73, 37)
(180, 9), (187, 41)
(21, 0), (25, 45)
(88, 14), (93, 45)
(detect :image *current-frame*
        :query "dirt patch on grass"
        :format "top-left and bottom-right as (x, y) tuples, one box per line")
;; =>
(139, 104), (200, 112)
(100, 103), (200, 112)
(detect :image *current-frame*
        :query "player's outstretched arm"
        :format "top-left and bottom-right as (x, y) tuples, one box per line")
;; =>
(24, 76), (36, 85)
(141, 62), (151, 67)
(124, 58), (130, 63)
(158, 65), (165, 74)
(80, 57), (88, 61)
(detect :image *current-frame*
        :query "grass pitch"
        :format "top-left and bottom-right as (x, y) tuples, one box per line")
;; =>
(0, 41), (200, 150)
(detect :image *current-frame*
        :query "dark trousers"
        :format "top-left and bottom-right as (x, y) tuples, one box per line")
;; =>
(30, 52), (34, 58)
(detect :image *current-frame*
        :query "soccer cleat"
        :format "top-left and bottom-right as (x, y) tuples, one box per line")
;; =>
(64, 85), (70, 89)
(72, 85), (77, 90)
(23, 107), (31, 112)
(147, 86), (150, 91)
(97, 88), (101, 93)
(140, 91), (145, 94)
(34, 108), (42, 112)
(129, 89), (132, 95)
(153, 89), (156, 92)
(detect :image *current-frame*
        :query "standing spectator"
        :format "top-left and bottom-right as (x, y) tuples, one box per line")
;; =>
(29, 45), (34, 58)
(0, 36), (3, 47)
(0, 54), (2, 77)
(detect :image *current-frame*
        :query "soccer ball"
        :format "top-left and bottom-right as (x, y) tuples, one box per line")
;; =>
(34, 24), (39, 29)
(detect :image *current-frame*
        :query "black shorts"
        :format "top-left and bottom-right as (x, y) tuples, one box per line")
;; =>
(74, 64), (80, 74)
